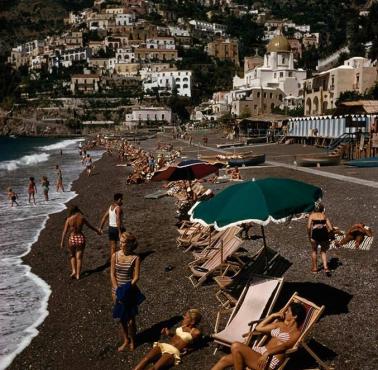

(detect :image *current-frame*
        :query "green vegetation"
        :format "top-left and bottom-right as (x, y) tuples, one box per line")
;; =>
(336, 83), (378, 105)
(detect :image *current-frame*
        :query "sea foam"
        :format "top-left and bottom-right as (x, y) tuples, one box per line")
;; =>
(0, 153), (50, 172)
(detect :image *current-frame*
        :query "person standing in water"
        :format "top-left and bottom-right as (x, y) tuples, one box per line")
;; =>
(83, 154), (93, 176)
(28, 177), (37, 205)
(41, 176), (50, 201)
(60, 205), (101, 279)
(55, 165), (65, 192)
(99, 193), (124, 259)
(7, 188), (19, 207)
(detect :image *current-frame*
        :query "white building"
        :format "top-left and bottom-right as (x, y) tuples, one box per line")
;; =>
(115, 13), (136, 26)
(189, 20), (226, 36)
(143, 70), (192, 97)
(115, 48), (136, 63)
(233, 33), (306, 99)
(168, 26), (190, 37)
(146, 37), (176, 50)
(125, 107), (172, 128)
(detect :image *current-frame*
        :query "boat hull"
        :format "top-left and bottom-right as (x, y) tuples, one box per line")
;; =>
(228, 154), (266, 167)
(296, 155), (340, 167)
(346, 157), (378, 168)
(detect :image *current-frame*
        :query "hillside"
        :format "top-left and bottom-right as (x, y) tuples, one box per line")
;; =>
(0, 0), (92, 56)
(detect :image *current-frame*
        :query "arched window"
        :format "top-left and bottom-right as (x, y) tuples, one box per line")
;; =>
(306, 98), (312, 115)
(183, 77), (188, 82)
(183, 84), (188, 88)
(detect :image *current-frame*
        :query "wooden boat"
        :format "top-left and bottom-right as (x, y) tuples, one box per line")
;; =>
(346, 157), (378, 168)
(228, 154), (266, 167)
(295, 155), (341, 167)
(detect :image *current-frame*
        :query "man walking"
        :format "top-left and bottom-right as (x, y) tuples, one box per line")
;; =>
(99, 193), (124, 258)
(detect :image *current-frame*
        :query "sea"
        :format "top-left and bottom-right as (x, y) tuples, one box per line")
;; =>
(0, 137), (103, 369)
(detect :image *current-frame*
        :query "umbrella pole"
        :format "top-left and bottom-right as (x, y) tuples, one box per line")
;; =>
(261, 225), (268, 269)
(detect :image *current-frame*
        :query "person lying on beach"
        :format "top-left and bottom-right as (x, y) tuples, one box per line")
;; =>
(28, 177), (37, 205)
(41, 176), (49, 201)
(227, 166), (242, 180)
(335, 223), (373, 249)
(111, 232), (141, 352)
(7, 188), (18, 207)
(60, 205), (101, 279)
(134, 309), (202, 370)
(211, 303), (306, 370)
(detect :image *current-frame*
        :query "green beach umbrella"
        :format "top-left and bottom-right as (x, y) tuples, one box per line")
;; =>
(189, 178), (322, 230)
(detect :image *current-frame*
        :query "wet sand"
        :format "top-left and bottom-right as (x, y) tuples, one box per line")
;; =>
(10, 132), (378, 370)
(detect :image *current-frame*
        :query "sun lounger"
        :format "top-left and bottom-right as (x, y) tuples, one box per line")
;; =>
(177, 225), (212, 249)
(188, 229), (245, 288)
(214, 247), (284, 309)
(144, 189), (169, 199)
(213, 275), (284, 352)
(246, 293), (328, 370)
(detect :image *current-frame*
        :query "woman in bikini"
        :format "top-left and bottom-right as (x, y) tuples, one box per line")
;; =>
(211, 303), (306, 370)
(307, 203), (334, 275)
(41, 176), (49, 201)
(111, 232), (141, 352)
(60, 205), (101, 279)
(134, 309), (202, 370)
(28, 177), (37, 205)
(55, 165), (65, 192)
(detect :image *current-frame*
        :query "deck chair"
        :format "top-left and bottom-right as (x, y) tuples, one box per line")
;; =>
(188, 229), (245, 288)
(214, 247), (281, 309)
(176, 224), (211, 248)
(177, 220), (197, 235)
(191, 226), (241, 259)
(246, 292), (328, 370)
(212, 275), (284, 353)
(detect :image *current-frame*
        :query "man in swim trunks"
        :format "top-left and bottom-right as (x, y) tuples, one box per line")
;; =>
(99, 193), (124, 259)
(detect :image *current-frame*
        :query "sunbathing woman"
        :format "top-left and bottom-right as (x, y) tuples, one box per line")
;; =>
(60, 205), (101, 279)
(111, 232), (141, 352)
(307, 203), (334, 275)
(211, 303), (306, 370)
(134, 309), (202, 370)
(335, 223), (373, 249)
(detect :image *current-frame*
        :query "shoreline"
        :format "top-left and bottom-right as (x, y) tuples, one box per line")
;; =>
(8, 135), (378, 370)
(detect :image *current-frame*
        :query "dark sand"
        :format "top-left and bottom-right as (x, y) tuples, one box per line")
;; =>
(10, 132), (378, 370)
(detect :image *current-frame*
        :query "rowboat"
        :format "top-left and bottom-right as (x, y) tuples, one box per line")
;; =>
(295, 155), (341, 167)
(346, 157), (378, 168)
(228, 154), (266, 167)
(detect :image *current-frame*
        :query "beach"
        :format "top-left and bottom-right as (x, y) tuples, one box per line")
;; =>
(8, 132), (378, 370)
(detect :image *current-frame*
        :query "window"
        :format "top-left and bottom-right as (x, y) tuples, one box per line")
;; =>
(270, 93), (273, 98)
(162, 114), (165, 119)
(279, 94), (283, 101)
(274, 73), (276, 78)
(183, 84), (188, 88)
(257, 92), (260, 98)
(183, 77), (188, 82)
(282, 57), (285, 64)
(280, 72), (283, 77)
(288, 71), (292, 77)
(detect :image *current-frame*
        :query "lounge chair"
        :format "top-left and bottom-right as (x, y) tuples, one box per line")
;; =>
(191, 226), (240, 259)
(212, 275), (284, 352)
(177, 224), (212, 249)
(188, 228), (245, 288)
(213, 247), (282, 309)
(246, 292), (328, 370)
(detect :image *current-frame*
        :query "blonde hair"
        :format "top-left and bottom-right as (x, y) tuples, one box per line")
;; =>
(120, 232), (138, 251)
(187, 309), (202, 325)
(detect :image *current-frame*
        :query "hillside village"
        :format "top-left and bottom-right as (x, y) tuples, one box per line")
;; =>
(1, 0), (378, 135)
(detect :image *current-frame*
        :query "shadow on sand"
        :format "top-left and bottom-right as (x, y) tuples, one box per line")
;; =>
(81, 261), (110, 278)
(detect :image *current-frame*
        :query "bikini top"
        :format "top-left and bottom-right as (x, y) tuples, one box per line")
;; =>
(176, 327), (193, 343)
(271, 328), (290, 342)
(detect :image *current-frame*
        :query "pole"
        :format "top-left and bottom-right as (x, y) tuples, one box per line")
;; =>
(261, 225), (268, 269)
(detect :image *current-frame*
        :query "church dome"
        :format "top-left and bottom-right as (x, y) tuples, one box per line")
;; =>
(267, 35), (291, 52)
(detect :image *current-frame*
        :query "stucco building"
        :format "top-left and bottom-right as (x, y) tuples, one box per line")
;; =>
(207, 38), (239, 66)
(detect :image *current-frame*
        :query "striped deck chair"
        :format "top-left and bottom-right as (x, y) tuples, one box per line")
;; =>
(188, 229), (245, 288)
(212, 275), (284, 353)
(246, 293), (328, 370)
(191, 226), (241, 259)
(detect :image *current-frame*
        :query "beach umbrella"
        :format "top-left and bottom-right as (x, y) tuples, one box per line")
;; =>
(189, 178), (322, 229)
(151, 159), (219, 182)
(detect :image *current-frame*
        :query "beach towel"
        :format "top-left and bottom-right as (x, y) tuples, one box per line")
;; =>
(112, 282), (145, 322)
(329, 234), (374, 251)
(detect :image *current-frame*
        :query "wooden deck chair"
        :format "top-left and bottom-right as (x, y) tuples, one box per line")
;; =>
(177, 224), (210, 248)
(177, 221), (197, 236)
(246, 292), (328, 370)
(186, 227), (224, 254)
(212, 275), (284, 353)
(188, 229), (245, 288)
(191, 226), (241, 259)
(214, 247), (280, 309)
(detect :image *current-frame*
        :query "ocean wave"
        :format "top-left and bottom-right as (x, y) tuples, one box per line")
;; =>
(0, 153), (50, 172)
(40, 139), (83, 151)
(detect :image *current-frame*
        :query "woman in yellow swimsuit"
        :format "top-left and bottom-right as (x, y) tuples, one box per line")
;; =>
(134, 309), (202, 370)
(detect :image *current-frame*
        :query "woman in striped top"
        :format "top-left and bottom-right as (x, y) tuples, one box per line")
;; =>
(111, 232), (141, 352)
(211, 303), (307, 370)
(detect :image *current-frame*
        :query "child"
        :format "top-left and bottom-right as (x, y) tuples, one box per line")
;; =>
(7, 188), (19, 207)
(41, 176), (49, 201)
